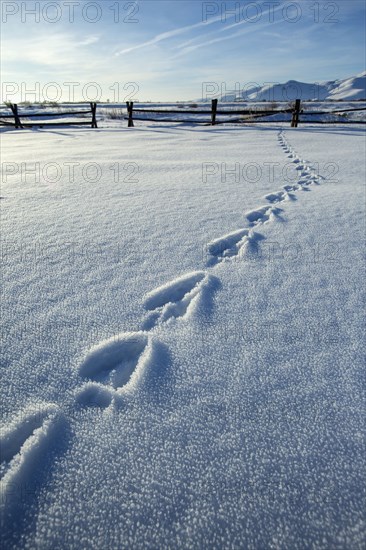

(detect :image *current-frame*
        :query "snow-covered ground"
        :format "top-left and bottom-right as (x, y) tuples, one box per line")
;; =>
(1, 122), (365, 549)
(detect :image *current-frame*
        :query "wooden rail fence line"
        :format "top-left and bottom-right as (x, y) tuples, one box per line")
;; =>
(124, 99), (366, 127)
(1, 100), (365, 130)
(0, 103), (98, 129)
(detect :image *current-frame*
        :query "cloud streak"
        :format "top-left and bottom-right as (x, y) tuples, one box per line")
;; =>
(114, 4), (246, 56)
(115, 2), (284, 58)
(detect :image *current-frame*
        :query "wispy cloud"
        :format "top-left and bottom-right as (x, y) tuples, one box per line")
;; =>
(79, 35), (100, 47)
(114, 5), (246, 56)
(172, 19), (280, 58)
(170, 4), (338, 59)
(116, 2), (284, 59)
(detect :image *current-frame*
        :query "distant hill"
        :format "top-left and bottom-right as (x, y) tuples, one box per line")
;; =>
(327, 73), (366, 100)
(201, 71), (366, 101)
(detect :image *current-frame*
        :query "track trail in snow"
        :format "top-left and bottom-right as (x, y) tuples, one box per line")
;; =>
(1, 129), (325, 518)
(206, 130), (322, 264)
(72, 129), (323, 402)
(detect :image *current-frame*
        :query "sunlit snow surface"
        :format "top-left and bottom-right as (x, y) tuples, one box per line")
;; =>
(1, 123), (365, 549)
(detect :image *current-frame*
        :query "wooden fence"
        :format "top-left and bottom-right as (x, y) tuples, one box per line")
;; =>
(1, 100), (365, 130)
(0, 103), (98, 129)
(125, 99), (366, 127)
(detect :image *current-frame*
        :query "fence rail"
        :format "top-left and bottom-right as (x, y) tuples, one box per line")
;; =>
(123, 99), (366, 128)
(1, 100), (365, 130)
(0, 103), (98, 129)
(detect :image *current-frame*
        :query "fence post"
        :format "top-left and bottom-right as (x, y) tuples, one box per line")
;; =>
(10, 104), (23, 129)
(90, 102), (98, 128)
(211, 99), (218, 125)
(127, 101), (134, 127)
(291, 99), (301, 127)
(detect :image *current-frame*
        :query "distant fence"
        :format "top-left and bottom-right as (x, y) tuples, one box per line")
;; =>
(1, 100), (365, 130)
(125, 99), (366, 127)
(0, 103), (98, 129)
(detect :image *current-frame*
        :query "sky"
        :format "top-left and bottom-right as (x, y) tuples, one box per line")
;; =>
(1, 0), (365, 102)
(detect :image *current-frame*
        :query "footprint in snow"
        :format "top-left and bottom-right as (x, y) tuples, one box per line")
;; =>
(76, 332), (154, 408)
(142, 271), (217, 330)
(283, 183), (310, 193)
(75, 271), (219, 408)
(245, 205), (282, 226)
(205, 228), (264, 265)
(298, 177), (312, 185)
(264, 190), (296, 204)
(0, 405), (63, 516)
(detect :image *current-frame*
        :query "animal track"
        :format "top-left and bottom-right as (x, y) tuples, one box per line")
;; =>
(76, 271), (218, 408)
(264, 190), (295, 203)
(76, 332), (153, 407)
(0, 405), (61, 512)
(1, 126), (330, 537)
(206, 228), (252, 264)
(142, 271), (212, 329)
(245, 205), (281, 225)
(206, 228), (265, 265)
(274, 130), (323, 202)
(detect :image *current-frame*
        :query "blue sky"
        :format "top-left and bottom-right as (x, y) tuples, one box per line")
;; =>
(1, 0), (365, 102)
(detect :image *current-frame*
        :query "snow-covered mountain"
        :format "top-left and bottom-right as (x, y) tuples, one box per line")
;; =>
(327, 72), (366, 100)
(205, 72), (366, 101)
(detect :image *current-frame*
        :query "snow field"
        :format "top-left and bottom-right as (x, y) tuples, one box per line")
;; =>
(1, 123), (365, 548)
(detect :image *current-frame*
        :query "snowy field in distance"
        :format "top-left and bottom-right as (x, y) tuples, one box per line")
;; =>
(1, 122), (365, 549)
